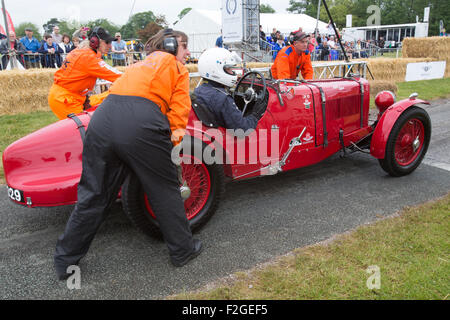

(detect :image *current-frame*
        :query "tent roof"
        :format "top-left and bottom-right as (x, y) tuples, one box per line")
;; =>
(173, 9), (328, 35)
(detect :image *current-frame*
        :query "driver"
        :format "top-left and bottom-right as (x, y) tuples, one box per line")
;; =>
(194, 48), (266, 131)
(271, 31), (313, 80)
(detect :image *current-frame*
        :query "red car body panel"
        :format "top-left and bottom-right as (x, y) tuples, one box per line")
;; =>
(3, 112), (92, 207)
(370, 98), (430, 159)
(2, 76), (427, 208)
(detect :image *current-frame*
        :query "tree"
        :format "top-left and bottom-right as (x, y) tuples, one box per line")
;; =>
(121, 11), (158, 39)
(15, 22), (42, 40)
(178, 8), (192, 20)
(136, 15), (168, 43)
(86, 19), (121, 36)
(42, 18), (60, 34)
(260, 4), (276, 13)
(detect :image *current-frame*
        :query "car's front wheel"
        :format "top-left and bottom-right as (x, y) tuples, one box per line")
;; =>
(379, 106), (431, 177)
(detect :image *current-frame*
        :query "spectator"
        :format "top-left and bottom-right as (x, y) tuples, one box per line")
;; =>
(354, 40), (362, 59)
(327, 21), (336, 36)
(52, 26), (63, 44)
(38, 35), (63, 68)
(20, 27), (40, 69)
(328, 35), (337, 49)
(272, 35), (286, 61)
(111, 32), (127, 66)
(58, 34), (73, 56)
(71, 37), (80, 50)
(73, 26), (90, 42)
(133, 39), (144, 60)
(0, 31), (26, 70)
(0, 32), (6, 40)
(319, 40), (330, 61)
(308, 33), (317, 60)
(259, 25), (266, 50)
(270, 28), (277, 42)
(215, 30), (226, 48)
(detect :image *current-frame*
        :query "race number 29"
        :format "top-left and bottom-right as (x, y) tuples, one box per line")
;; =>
(7, 187), (23, 203)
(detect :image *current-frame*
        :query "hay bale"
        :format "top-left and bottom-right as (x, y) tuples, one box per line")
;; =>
(403, 37), (450, 77)
(369, 80), (398, 97)
(0, 69), (55, 115)
(365, 58), (435, 82)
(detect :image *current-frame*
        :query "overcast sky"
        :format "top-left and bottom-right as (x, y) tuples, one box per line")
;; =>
(2, 0), (292, 32)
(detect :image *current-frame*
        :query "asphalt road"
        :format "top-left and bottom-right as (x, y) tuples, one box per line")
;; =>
(1, 99), (449, 299)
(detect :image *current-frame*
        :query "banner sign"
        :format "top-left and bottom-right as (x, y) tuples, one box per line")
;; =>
(0, 24), (5, 34)
(1, 8), (15, 34)
(405, 61), (446, 82)
(222, 0), (243, 44)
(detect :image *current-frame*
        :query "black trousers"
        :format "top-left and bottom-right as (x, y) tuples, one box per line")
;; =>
(54, 94), (194, 275)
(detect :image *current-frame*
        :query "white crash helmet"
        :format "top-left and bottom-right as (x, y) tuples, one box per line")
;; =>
(198, 48), (242, 87)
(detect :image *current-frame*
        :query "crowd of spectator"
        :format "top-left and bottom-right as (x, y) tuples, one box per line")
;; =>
(0, 25), (145, 71)
(260, 25), (377, 62)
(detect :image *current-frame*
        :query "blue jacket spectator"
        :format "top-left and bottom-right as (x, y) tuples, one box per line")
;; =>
(38, 36), (63, 68)
(20, 28), (40, 67)
(272, 38), (286, 61)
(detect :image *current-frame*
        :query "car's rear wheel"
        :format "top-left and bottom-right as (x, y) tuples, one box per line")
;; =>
(379, 106), (431, 177)
(122, 140), (225, 238)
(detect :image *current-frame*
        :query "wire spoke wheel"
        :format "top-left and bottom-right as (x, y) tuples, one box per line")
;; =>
(122, 139), (225, 238)
(379, 106), (431, 177)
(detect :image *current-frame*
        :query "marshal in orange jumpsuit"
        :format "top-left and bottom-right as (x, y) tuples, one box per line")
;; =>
(108, 51), (191, 145)
(48, 47), (122, 120)
(271, 45), (314, 80)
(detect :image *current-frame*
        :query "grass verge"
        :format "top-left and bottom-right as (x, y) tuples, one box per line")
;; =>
(0, 111), (57, 183)
(171, 194), (450, 300)
(396, 77), (450, 101)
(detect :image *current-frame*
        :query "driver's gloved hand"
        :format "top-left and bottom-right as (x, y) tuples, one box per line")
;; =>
(251, 96), (268, 120)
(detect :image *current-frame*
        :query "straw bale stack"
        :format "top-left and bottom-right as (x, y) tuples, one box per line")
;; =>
(364, 58), (436, 82)
(0, 69), (55, 115)
(368, 80), (398, 97)
(403, 36), (450, 77)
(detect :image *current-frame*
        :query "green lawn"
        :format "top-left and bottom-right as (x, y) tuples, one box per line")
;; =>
(397, 77), (450, 101)
(171, 194), (450, 300)
(0, 111), (57, 183)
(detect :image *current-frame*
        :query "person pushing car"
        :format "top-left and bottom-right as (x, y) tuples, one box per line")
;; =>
(271, 31), (313, 81)
(54, 29), (202, 280)
(48, 27), (122, 120)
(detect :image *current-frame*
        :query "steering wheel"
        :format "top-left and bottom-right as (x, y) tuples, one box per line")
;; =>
(233, 71), (267, 116)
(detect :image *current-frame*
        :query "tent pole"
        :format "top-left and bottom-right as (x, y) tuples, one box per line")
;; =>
(315, 0), (321, 40)
(321, 0), (349, 63)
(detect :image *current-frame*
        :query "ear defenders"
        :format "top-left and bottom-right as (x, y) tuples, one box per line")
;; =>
(89, 27), (101, 51)
(162, 28), (178, 55)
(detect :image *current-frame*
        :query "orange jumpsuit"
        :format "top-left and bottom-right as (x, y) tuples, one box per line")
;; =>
(271, 45), (314, 80)
(48, 47), (122, 120)
(108, 51), (191, 145)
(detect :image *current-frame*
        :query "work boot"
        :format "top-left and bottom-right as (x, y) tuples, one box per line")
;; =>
(171, 239), (203, 267)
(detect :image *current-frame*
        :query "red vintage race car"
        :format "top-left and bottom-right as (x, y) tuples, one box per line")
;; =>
(3, 71), (431, 237)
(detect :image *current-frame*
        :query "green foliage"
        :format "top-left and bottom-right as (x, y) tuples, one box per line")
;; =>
(178, 8), (192, 20)
(15, 22), (42, 40)
(260, 4), (276, 13)
(86, 19), (121, 37)
(42, 18), (60, 34)
(287, 0), (449, 35)
(120, 11), (158, 39)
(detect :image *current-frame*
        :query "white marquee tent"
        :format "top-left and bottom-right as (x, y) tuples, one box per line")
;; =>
(173, 9), (328, 57)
